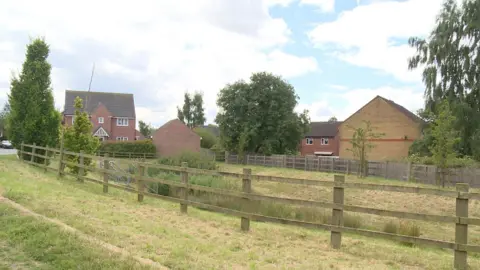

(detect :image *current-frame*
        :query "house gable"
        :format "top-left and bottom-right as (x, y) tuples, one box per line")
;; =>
(93, 126), (109, 137)
(338, 96), (422, 161)
(152, 119), (201, 156)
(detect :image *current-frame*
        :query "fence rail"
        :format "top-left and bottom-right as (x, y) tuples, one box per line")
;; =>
(18, 143), (480, 269)
(95, 151), (156, 159)
(224, 153), (480, 188)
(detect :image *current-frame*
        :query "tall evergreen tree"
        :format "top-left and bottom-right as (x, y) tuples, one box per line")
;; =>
(8, 38), (61, 163)
(177, 91), (206, 128)
(191, 92), (206, 127)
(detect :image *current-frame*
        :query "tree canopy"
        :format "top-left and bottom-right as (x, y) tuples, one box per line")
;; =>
(408, 0), (480, 160)
(177, 92), (206, 128)
(328, 116), (338, 122)
(63, 96), (101, 174)
(215, 72), (310, 155)
(0, 102), (10, 138)
(8, 38), (60, 162)
(138, 120), (154, 138)
(193, 127), (217, 149)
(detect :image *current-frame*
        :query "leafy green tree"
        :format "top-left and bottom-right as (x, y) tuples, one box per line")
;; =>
(138, 120), (154, 138)
(428, 100), (460, 187)
(194, 127), (217, 149)
(408, 0), (480, 160)
(328, 116), (337, 122)
(63, 97), (101, 175)
(0, 102), (10, 138)
(177, 92), (206, 128)
(215, 72), (310, 156)
(8, 38), (61, 163)
(347, 121), (384, 178)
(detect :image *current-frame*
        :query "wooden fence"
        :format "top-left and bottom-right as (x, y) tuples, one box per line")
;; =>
(225, 153), (480, 188)
(95, 151), (156, 159)
(19, 143), (480, 269)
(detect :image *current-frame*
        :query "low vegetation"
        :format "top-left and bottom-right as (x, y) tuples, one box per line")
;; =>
(0, 203), (148, 270)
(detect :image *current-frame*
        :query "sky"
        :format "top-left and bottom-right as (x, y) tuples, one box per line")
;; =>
(0, 0), (453, 127)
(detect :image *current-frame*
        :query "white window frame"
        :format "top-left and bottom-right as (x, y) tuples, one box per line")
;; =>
(116, 136), (128, 141)
(98, 117), (104, 124)
(320, 138), (329, 145)
(116, 117), (129, 126)
(72, 116), (75, 125)
(306, 138), (313, 145)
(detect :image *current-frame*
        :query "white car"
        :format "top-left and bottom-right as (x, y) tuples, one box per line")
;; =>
(1, 140), (13, 149)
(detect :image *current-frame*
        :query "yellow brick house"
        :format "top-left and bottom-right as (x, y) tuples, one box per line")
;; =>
(338, 96), (423, 161)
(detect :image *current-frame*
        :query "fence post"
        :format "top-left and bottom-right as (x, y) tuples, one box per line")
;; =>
(346, 160), (350, 175)
(43, 148), (49, 173)
(293, 156), (296, 169)
(137, 164), (145, 202)
(57, 135), (65, 178)
(384, 161), (389, 179)
(331, 174), (345, 249)
(225, 151), (229, 164)
(20, 142), (24, 162)
(31, 143), (36, 163)
(454, 183), (469, 269)
(103, 153), (109, 193)
(406, 162), (412, 181)
(331, 158), (335, 173)
(77, 150), (84, 182)
(180, 162), (189, 213)
(241, 168), (252, 232)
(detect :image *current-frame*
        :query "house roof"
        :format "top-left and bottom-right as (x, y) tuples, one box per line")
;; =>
(63, 90), (135, 118)
(382, 97), (423, 123)
(155, 119), (201, 138)
(305, 121), (342, 137)
(92, 126), (110, 137)
(341, 95), (423, 125)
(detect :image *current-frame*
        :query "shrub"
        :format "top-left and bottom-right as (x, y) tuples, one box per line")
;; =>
(157, 151), (217, 170)
(99, 140), (156, 157)
(193, 127), (217, 149)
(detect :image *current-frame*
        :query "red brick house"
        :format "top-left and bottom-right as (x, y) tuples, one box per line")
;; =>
(63, 90), (137, 141)
(300, 121), (342, 156)
(152, 119), (201, 156)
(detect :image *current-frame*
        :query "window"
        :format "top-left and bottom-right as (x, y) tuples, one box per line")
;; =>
(116, 118), (129, 126)
(321, 138), (329, 145)
(116, 137), (128, 141)
(98, 117), (104, 124)
(71, 116), (75, 125)
(306, 138), (313, 145)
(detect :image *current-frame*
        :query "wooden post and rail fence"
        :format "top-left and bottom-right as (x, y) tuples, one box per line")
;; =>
(17, 143), (480, 269)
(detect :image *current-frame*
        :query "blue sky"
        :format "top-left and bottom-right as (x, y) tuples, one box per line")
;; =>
(0, 0), (452, 127)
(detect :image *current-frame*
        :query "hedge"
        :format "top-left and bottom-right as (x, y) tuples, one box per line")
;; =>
(98, 140), (156, 155)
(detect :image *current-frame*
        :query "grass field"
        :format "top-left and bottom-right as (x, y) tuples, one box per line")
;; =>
(1, 155), (480, 269)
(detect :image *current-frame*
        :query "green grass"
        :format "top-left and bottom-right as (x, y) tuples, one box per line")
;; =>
(1, 155), (480, 269)
(0, 203), (149, 270)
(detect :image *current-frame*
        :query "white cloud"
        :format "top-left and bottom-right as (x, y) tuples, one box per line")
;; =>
(0, 0), (318, 126)
(308, 0), (457, 82)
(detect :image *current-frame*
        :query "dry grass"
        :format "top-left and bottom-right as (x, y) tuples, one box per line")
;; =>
(1, 156), (480, 269)
(219, 163), (480, 245)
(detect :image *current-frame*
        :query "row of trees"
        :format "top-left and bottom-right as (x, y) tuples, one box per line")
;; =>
(7, 38), (99, 173)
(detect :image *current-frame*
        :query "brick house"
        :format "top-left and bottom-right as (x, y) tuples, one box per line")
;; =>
(301, 121), (342, 156)
(63, 90), (137, 141)
(152, 119), (201, 156)
(338, 95), (423, 161)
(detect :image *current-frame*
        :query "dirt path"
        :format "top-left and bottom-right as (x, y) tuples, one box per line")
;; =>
(0, 196), (168, 270)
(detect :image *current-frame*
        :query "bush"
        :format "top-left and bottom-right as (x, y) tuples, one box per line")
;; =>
(157, 151), (217, 170)
(193, 128), (217, 149)
(99, 140), (156, 156)
(406, 154), (479, 168)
